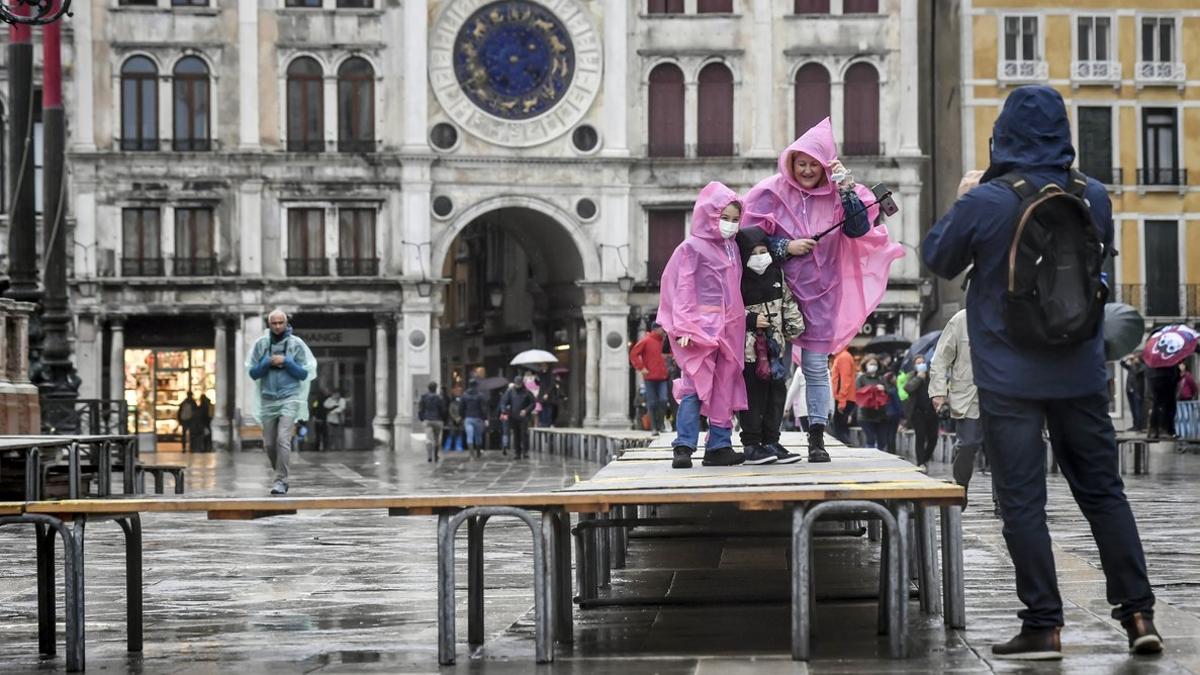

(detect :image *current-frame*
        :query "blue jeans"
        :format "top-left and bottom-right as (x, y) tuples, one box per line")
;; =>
(980, 389), (1154, 628)
(464, 417), (484, 448)
(800, 349), (832, 426)
(672, 394), (732, 450)
(643, 380), (669, 431)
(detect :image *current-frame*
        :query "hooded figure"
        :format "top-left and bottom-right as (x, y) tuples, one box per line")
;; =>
(743, 117), (903, 355)
(922, 86), (1160, 659)
(657, 182), (749, 468)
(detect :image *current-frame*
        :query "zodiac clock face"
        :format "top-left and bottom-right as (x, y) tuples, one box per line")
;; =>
(430, 0), (602, 148)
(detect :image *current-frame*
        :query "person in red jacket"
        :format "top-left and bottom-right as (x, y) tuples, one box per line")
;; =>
(830, 348), (858, 443)
(630, 323), (670, 432)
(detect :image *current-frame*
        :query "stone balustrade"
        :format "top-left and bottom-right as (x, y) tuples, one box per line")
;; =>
(0, 298), (40, 433)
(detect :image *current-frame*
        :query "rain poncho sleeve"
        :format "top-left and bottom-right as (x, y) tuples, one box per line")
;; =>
(245, 331), (318, 423)
(655, 182), (748, 428)
(742, 117), (903, 355)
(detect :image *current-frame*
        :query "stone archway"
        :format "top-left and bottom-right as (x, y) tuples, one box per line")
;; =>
(436, 203), (591, 428)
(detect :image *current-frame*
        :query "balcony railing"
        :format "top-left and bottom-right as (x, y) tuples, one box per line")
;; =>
(1135, 61), (1186, 87)
(285, 258), (330, 277)
(172, 138), (212, 152)
(173, 257), (216, 276)
(121, 257), (164, 277)
(119, 138), (160, 152)
(286, 139), (326, 153)
(1115, 284), (1200, 318)
(998, 60), (1049, 83)
(335, 257), (379, 276)
(1080, 166), (1123, 186)
(1071, 60), (1122, 85)
(1136, 168), (1188, 187)
(337, 138), (377, 153)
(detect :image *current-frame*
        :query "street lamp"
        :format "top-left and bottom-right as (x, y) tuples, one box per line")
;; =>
(598, 243), (634, 291)
(401, 240), (434, 298)
(1, 0), (72, 25)
(487, 282), (505, 309)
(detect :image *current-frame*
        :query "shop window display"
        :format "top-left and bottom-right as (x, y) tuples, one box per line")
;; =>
(124, 348), (216, 439)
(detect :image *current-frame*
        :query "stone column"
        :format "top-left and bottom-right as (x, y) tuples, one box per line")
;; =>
(830, 76), (845, 148)
(71, 0), (96, 152)
(372, 313), (393, 450)
(75, 315), (102, 400)
(108, 316), (125, 405)
(212, 317), (231, 450)
(749, 0), (776, 156)
(584, 316), (600, 426)
(238, 0), (261, 149)
(897, 0), (921, 156)
(401, 0), (428, 151)
(684, 79), (698, 158)
(394, 287), (432, 448)
(238, 314), (260, 426)
(601, 0), (628, 156)
(238, 180), (264, 277)
(11, 305), (38, 434)
(597, 305), (632, 429)
(0, 307), (11, 433)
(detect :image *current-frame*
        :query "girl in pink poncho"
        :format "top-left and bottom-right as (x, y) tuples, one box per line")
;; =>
(743, 118), (903, 460)
(657, 182), (749, 469)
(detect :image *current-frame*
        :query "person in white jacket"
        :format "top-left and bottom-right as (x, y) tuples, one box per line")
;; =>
(929, 308), (993, 514)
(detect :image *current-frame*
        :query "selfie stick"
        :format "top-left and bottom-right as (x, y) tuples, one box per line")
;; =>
(811, 184), (898, 242)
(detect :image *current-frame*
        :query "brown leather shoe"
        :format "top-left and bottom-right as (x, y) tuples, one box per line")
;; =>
(992, 626), (1062, 660)
(1122, 612), (1164, 655)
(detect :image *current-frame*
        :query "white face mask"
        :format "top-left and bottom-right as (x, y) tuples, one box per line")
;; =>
(866, 364), (879, 375)
(747, 253), (771, 275)
(718, 219), (739, 239)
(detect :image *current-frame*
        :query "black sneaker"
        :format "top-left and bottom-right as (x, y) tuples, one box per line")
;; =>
(768, 442), (803, 464)
(701, 447), (745, 466)
(807, 425), (831, 463)
(1122, 612), (1164, 655)
(992, 627), (1062, 660)
(672, 446), (694, 469)
(742, 445), (779, 465)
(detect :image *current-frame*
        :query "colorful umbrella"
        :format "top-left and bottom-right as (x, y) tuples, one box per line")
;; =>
(509, 349), (559, 367)
(1141, 324), (1200, 369)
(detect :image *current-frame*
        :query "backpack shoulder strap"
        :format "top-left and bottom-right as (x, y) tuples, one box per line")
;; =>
(992, 173), (1038, 201)
(1066, 169), (1091, 198)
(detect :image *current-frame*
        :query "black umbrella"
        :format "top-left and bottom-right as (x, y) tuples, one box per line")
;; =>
(865, 334), (912, 355)
(901, 330), (942, 371)
(1104, 303), (1145, 362)
(476, 376), (510, 392)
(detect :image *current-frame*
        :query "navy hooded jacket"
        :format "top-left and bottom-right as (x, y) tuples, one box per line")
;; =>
(922, 86), (1113, 399)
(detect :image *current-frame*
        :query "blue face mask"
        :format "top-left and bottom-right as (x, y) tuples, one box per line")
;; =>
(916, 363), (928, 373)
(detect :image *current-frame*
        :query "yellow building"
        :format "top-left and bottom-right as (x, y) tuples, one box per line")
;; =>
(962, 1), (1200, 324)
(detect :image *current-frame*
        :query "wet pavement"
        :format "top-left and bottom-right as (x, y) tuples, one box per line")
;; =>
(0, 439), (1197, 673)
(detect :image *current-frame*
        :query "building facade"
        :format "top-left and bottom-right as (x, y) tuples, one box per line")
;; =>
(961, 1), (1200, 417)
(1, 0), (929, 448)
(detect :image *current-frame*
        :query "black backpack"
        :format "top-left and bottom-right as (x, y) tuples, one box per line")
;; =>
(995, 171), (1108, 348)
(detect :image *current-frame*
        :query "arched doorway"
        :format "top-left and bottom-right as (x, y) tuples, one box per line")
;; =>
(438, 207), (587, 427)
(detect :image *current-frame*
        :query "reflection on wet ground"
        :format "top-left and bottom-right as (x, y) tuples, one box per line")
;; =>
(0, 442), (1197, 673)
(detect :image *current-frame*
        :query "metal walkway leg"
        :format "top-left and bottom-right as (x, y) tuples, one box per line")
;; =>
(36, 523), (56, 656)
(552, 511), (574, 643)
(940, 505), (966, 628)
(117, 515), (144, 652)
(467, 515), (489, 645)
(436, 506), (553, 665)
(915, 505), (941, 615)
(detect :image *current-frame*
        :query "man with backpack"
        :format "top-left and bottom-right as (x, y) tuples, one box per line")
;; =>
(417, 382), (447, 462)
(923, 86), (1160, 660)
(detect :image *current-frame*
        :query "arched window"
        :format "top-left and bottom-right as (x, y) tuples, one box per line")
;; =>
(287, 57), (324, 152)
(647, 63), (684, 158)
(794, 63), (830, 139)
(337, 57), (375, 153)
(697, 63), (734, 156)
(173, 56), (210, 151)
(121, 56), (158, 151)
(843, 62), (880, 156)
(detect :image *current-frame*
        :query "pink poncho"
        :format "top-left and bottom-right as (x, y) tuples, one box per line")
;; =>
(743, 118), (904, 354)
(656, 182), (749, 428)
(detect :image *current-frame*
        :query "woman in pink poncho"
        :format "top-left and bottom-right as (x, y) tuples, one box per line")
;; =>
(656, 182), (749, 469)
(742, 118), (903, 460)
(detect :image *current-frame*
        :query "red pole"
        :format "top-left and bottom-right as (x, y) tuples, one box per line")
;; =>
(10, 1), (31, 43)
(43, 0), (62, 109)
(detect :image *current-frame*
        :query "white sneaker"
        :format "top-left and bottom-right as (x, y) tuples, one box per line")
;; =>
(270, 481), (288, 495)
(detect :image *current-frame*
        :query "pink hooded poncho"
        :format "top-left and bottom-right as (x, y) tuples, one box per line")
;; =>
(743, 118), (904, 354)
(656, 182), (749, 428)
